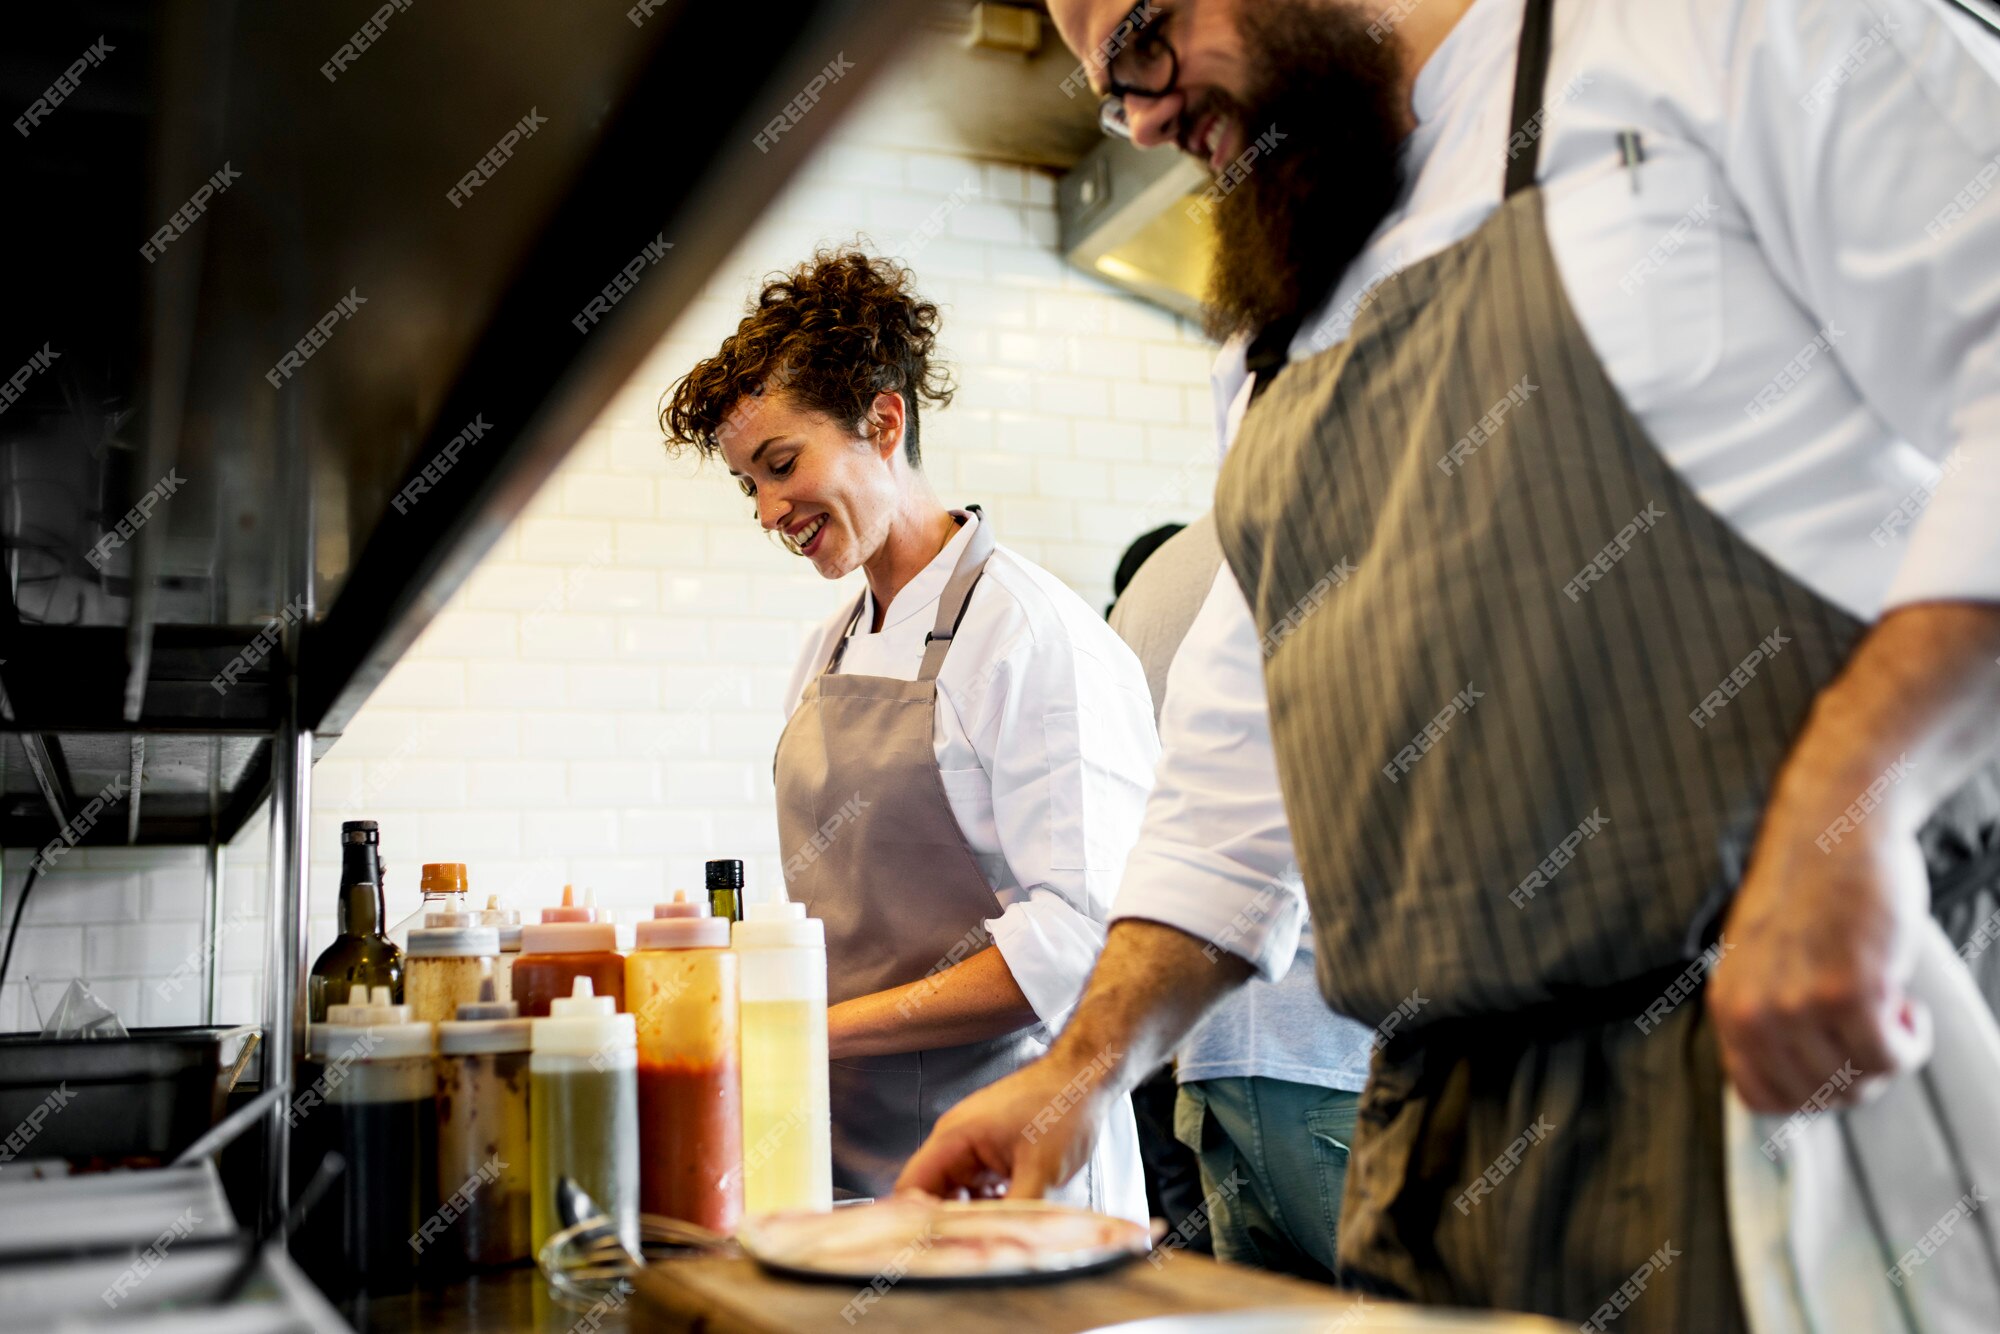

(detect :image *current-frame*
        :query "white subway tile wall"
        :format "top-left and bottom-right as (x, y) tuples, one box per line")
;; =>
(0, 99), (1219, 1033)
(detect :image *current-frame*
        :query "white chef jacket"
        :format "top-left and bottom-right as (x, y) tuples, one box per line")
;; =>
(1112, 0), (2000, 980)
(783, 511), (1156, 1221)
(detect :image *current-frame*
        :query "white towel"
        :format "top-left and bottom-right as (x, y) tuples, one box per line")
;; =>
(1727, 917), (2000, 1334)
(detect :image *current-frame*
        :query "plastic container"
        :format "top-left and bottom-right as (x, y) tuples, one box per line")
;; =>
(292, 985), (437, 1297)
(732, 900), (832, 1215)
(432, 970), (533, 1269)
(512, 886), (625, 1018)
(406, 910), (501, 1027)
(389, 861), (470, 954)
(529, 977), (639, 1256)
(479, 893), (524, 999)
(628, 893), (743, 1231)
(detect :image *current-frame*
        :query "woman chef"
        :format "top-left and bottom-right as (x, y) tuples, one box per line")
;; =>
(662, 249), (1150, 1221)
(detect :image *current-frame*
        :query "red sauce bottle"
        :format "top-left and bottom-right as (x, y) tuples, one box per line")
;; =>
(511, 885), (625, 1018)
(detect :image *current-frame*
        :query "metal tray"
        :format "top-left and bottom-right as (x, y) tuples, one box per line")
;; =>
(0, 1025), (257, 1164)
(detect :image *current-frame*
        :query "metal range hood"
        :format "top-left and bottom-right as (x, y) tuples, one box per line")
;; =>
(1058, 131), (1214, 322)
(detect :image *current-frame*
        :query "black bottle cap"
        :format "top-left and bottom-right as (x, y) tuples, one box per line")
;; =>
(341, 820), (380, 843)
(704, 859), (744, 890)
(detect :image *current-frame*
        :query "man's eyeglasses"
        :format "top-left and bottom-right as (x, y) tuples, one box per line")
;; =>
(1094, 2), (1180, 139)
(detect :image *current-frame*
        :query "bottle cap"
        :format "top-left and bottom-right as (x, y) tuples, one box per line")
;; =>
(731, 898), (825, 951)
(532, 976), (635, 1058)
(312, 983), (432, 1060)
(634, 891), (730, 950)
(421, 863), (468, 895)
(541, 884), (600, 924)
(439, 971), (530, 1053)
(408, 922), (500, 958)
(341, 820), (380, 844)
(705, 859), (745, 890)
(480, 894), (524, 951)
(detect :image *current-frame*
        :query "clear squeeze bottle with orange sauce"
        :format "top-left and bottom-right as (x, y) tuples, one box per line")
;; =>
(510, 885), (625, 1018)
(628, 892), (742, 1231)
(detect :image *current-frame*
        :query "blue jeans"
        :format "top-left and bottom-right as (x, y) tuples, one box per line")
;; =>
(1173, 1076), (1359, 1284)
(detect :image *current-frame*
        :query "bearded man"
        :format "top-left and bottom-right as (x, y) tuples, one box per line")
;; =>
(901, 0), (2000, 1327)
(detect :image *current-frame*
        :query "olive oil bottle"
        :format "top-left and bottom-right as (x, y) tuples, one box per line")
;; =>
(308, 820), (404, 1022)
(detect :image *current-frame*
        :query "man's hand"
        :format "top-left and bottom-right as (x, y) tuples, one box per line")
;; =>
(894, 918), (1256, 1200)
(897, 1053), (1116, 1201)
(1711, 602), (2000, 1115)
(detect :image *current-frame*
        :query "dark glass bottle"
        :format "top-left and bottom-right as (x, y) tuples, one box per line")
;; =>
(308, 821), (405, 1021)
(705, 859), (744, 924)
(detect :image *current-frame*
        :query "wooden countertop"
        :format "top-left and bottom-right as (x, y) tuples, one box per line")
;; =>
(632, 1252), (1354, 1333)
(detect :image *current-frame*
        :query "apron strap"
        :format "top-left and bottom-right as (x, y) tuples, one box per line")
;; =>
(1502, 0), (1558, 199)
(918, 508), (995, 683)
(1248, 0), (1558, 406)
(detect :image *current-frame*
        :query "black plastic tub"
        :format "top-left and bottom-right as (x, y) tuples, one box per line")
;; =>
(0, 1024), (259, 1164)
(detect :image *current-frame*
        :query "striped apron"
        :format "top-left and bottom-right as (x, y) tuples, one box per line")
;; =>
(1212, 0), (2000, 1324)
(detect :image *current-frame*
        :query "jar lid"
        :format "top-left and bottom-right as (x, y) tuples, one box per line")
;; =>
(479, 893), (521, 927)
(541, 884), (600, 924)
(635, 891), (729, 949)
(409, 924), (500, 957)
(520, 919), (617, 953)
(312, 984), (433, 1060)
(422, 863), (469, 895)
(440, 974), (530, 1053)
(731, 898), (825, 951)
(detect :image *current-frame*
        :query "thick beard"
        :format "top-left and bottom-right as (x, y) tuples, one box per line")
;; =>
(1204, 3), (1409, 342)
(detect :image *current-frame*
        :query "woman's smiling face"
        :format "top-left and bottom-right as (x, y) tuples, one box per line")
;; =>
(720, 389), (907, 580)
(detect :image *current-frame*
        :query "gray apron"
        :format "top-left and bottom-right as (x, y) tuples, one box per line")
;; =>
(1212, 0), (2000, 1324)
(774, 511), (1089, 1205)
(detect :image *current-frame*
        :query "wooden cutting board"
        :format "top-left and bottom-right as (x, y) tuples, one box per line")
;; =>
(632, 1252), (1354, 1332)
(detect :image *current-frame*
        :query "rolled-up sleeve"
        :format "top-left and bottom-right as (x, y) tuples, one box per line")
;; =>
(1109, 564), (1308, 982)
(975, 622), (1161, 1029)
(1724, 0), (2000, 609)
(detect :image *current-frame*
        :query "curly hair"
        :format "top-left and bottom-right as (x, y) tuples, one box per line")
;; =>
(660, 247), (955, 466)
